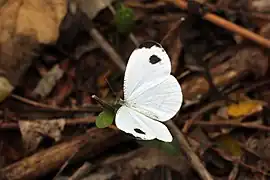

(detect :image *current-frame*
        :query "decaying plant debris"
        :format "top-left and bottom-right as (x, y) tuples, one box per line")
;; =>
(1, 0), (270, 179)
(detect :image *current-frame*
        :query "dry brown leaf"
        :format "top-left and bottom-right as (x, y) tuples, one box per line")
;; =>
(0, 76), (13, 102)
(256, 137), (270, 160)
(33, 64), (64, 98)
(19, 119), (66, 152)
(250, 0), (270, 12)
(76, 0), (116, 19)
(0, 0), (67, 92)
(0, 0), (67, 44)
(87, 147), (189, 179)
(259, 23), (270, 39)
(230, 45), (269, 78)
(0, 35), (39, 87)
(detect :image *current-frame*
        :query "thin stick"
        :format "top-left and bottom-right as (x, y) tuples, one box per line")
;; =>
(0, 116), (96, 130)
(191, 120), (270, 131)
(69, 162), (94, 180)
(166, 120), (214, 180)
(182, 100), (226, 133)
(91, 95), (116, 112)
(89, 28), (126, 72)
(164, 0), (270, 48)
(11, 94), (102, 112)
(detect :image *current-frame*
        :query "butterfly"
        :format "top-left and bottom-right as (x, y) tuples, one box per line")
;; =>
(115, 41), (183, 142)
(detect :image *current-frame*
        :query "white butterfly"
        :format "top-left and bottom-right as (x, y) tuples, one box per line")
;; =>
(115, 41), (183, 142)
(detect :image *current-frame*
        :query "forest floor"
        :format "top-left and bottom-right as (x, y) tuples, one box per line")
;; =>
(1, 0), (270, 179)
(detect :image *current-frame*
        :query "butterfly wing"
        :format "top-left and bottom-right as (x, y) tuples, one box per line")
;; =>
(124, 41), (171, 100)
(124, 41), (182, 121)
(128, 75), (182, 121)
(115, 106), (173, 142)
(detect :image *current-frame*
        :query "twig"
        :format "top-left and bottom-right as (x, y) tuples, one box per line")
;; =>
(89, 27), (126, 72)
(164, 0), (270, 48)
(182, 100), (226, 133)
(0, 116), (96, 130)
(87, 147), (189, 179)
(160, 19), (185, 44)
(11, 94), (102, 112)
(0, 128), (127, 180)
(91, 95), (115, 112)
(53, 147), (80, 180)
(69, 162), (94, 180)
(189, 120), (270, 131)
(166, 120), (214, 180)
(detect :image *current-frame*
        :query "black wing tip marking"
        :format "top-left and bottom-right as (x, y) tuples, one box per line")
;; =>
(149, 55), (161, 64)
(134, 128), (146, 135)
(138, 40), (162, 49)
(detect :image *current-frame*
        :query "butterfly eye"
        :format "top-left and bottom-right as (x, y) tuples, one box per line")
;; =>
(134, 128), (146, 135)
(149, 55), (161, 64)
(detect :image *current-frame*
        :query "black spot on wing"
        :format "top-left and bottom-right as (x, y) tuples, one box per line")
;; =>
(149, 55), (161, 64)
(138, 40), (162, 49)
(134, 128), (146, 134)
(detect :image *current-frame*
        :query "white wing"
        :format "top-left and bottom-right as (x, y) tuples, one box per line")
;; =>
(115, 106), (173, 142)
(127, 75), (182, 121)
(124, 41), (171, 100)
(124, 41), (182, 121)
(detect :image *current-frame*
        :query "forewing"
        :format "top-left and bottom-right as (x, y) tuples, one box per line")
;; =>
(115, 106), (173, 142)
(124, 41), (171, 100)
(128, 75), (182, 122)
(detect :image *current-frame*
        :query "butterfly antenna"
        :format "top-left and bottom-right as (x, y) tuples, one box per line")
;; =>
(92, 95), (115, 112)
(105, 77), (117, 98)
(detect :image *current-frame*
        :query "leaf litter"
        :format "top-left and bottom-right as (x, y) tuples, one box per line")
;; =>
(1, 0), (270, 179)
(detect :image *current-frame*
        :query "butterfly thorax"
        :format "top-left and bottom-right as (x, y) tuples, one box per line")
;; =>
(117, 98), (125, 105)
(122, 100), (160, 121)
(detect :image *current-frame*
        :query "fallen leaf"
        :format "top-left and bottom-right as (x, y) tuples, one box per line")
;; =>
(0, 0), (67, 91)
(250, 0), (270, 13)
(0, 77), (13, 102)
(77, 0), (116, 20)
(214, 134), (243, 158)
(0, 34), (38, 87)
(227, 100), (265, 118)
(256, 137), (270, 160)
(0, 0), (67, 44)
(203, 148), (233, 176)
(259, 23), (270, 39)
(33, 64), (64, 98)
(230, 45), (269, 78)
(19, 119), (66, 152)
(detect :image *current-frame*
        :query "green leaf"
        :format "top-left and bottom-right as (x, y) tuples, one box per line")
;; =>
(114, 4), (135, 34)
(95, 110), (115, 128)
(137, 138), (180, 156)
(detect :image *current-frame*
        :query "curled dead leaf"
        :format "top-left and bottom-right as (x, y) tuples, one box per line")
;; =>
(0, 35), (39, 87)
(76, 0), (116, 19)
(259, 23), (270, 39)
(227, 100), (265, 118)
(0, 0), (67, 44)
(0, 0), (67, 90)
(19, 119), (66, 152)
(33, 64), (64, 98)
(0, 76), (13, 102)
(250, 0), (270, 13)
(230, 46), (269, 77)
